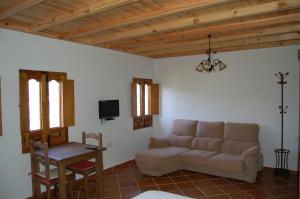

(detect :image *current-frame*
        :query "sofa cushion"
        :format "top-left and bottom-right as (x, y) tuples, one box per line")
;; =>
(192, 137), (222, 152)
(168, 134), (194, 148)
(171, 119), (197, 136)
(224, 122), (259, 142)
(221, 140), (257, 155)
(196, 121), (224, 138)
(135, 147), (190, 167)
(149, 136), (171, 148)
(133, 191), (193, 199)
(241, 145), (260, 161)
(208, 153), (244, 172)
(182, 150), (218, 165)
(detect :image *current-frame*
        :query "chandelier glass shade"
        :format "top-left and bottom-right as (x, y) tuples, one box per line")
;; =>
(196, 34), (227, 73)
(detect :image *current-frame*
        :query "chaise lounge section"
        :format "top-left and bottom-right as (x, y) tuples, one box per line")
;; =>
(135, 119), (263, 183)
(135, 119), (196, 176)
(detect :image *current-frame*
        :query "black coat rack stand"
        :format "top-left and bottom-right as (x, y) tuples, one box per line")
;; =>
(274, 72), (289, 178)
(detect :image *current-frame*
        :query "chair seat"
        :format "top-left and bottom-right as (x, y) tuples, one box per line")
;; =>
(36, 168), (72, 184)
(67, 160), (96, 172)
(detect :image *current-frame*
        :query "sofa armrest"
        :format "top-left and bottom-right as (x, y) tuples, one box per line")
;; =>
(241, 145), (260, 161)
(149, 136), (171, 148)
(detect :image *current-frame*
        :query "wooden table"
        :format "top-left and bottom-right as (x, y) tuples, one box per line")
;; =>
(33, 142), (104, 199)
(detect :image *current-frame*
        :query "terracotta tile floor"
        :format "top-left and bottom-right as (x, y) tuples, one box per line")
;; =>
(78, 162), (298, 199)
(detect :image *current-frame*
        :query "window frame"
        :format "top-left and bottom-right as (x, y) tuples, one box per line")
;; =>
(131, 78), (159, 130)
(19, 69), (74, 153)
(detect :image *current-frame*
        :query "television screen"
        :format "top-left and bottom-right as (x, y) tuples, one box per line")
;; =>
(99, 100), (119, 119)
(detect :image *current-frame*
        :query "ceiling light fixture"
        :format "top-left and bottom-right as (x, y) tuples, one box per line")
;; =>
(196, 34), (227, 73)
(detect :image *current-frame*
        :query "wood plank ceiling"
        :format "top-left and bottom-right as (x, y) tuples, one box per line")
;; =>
(0, 0), (300, 58)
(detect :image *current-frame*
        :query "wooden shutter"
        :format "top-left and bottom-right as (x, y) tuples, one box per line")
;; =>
(63, 79), (75, 127)
(19, 72), (30, 152)
(131, 81), (137, 117)
(151, 83), (159, 115)
(41, 74), (49, 143)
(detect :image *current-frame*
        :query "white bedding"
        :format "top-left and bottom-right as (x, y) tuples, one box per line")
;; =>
(132, 191), (193, 199)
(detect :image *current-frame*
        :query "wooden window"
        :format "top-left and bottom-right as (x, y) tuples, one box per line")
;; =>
(131, 78), (159, 130)
(19, 70), (75, 153)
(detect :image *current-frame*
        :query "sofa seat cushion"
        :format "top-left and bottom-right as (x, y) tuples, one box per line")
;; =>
(135, 147), (191, 167)
(208, 153), (244, 172)
(182, 150), (218, 165)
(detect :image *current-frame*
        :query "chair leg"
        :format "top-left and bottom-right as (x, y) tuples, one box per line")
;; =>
(34, 180), (41, 199)
(67, 174), (75, 199)
(46, 184), (51, 199)
(83, 173), (89, 199)
(54, 184), (59, 198)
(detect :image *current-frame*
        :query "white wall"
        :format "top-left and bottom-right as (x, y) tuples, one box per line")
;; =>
(153, 46), (300, 171)
(0, 27), (299, 199)
(0, 28), (154, 199)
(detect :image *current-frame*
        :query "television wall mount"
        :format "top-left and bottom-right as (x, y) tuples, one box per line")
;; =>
(100, 117), (116, 125)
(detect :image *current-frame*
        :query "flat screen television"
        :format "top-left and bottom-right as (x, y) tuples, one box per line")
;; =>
(99, 100), (119, 120)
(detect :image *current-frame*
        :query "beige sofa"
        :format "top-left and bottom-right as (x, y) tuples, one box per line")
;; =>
(135, 119), (263, 183)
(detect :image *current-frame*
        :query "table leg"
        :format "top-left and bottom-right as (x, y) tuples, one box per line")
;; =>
(95, 150), (103, 199)
(58, 162), (67, 199)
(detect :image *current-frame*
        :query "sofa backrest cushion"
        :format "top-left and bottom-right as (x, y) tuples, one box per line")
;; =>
(168, 134), (194, 148)
(171, 119), (197, 136)
(224, 122), (259, 142)
(196, 121), (224, 138)
(222, 140), (257, 155)
(192, 137), (222, 152)
(149, 136), (171, 148)
(222, 122), (259, 155)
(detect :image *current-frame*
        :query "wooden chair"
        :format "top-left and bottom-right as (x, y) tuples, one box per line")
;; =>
(67, 132), (104, 199)
(30, 141), (74, 199)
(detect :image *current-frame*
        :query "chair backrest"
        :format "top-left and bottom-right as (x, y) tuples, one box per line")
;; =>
(30, 141), (50, 180)
(82, 131), (103, 148)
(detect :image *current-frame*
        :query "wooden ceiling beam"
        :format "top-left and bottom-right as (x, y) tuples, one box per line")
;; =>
(62, 0), (236, 40)
(107, 11), (300, 49)
(151, 39), (300, 58)
(143, 32), (300, 57)
(0, 0), (46, 20)
(31, 0), (139, 32)
(0, 19), (30, 32)
(83, 0), (300, 45)
(214, 39), (300, 54)
(121, 10), (300, 47)
(0, 19), (62, 39)
(1, 0), (299, 58)
(126, 23), (300, 54)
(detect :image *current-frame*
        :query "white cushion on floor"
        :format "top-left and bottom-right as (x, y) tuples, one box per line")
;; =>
(132, 191), (192, 199)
